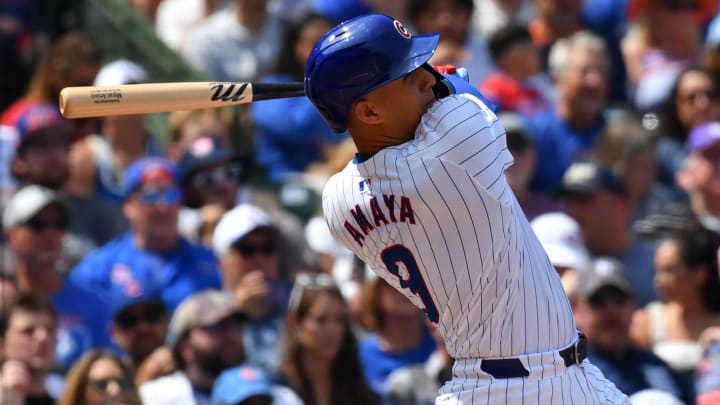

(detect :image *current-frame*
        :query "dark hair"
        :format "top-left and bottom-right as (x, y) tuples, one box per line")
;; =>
(488, 24), (533, 63)
(273, 13), (336, 81)
(408, 0), (474, 23)
(658, 65), (717, 141)
(280, 279), (376, 405)
(667, 220), (720, 312)
(0, 291), (57, 337)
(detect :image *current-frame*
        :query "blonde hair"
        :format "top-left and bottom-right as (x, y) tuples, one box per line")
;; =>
(548, 30), (609, 79)
(57, 350), (141, 405)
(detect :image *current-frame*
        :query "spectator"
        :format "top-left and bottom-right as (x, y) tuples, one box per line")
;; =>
(278, 273), (376, 405)
(155, 0), (230, 52)
(177, 135), (243, 240)
(592, 110), (678, 226)
(559, 160), (659, 306)
(472, 0), (535, 38)
(57, 350), (141, 405)
(357, 277), (436, 396)
(622, 0), (715, 112)
(5, 103), (74, 192)
(530, 211), (591, 278)
(70, 157), (221, 314)
(303, 215), (357, 299)
(90, 59), (163, 202)
(0, 31), (100, 129)
(631, 219), (720, 399)
(523, 30), (611, 192)
(165, 108), (234, 163)
(500, 112), (563, 220)
(571, 257), (684, 401)
(211, 364), (302, 405)
(382, 323), (452, 405)
(250, 12), (348, 185)
(676, 122), (720, 233)
(106, 283), (169, 380)
(3, 185), (111, 373)
(0, 292), (58, 405)
(139, 289), (247, 404)
(410, 0), (495, 84)
(655, 66), (720, 192)
(182, 0), (283, 82)
(212, 204), (292, 372)
(479, 24), (553, 115)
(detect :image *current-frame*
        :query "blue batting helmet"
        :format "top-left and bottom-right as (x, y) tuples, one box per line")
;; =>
(304, 13), (439, 133)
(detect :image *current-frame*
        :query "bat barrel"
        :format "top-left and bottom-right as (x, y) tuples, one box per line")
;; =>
(59, 81), (306, 118)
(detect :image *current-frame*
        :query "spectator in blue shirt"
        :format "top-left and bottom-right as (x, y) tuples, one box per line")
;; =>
(3, 185), (111, 374)
(250, 13), (349, 184)
(70, 157), (221, 314)
(522, 30), (610, 192)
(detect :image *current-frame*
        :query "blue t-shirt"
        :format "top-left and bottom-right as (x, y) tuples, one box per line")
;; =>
(358, 328), (437, 395)
(522, 109), (606, 192)
(52, 276), (114, 373)
(588, 346), (684, 402)
(251, 74), (348, 183)
(70, 233), (221, 314)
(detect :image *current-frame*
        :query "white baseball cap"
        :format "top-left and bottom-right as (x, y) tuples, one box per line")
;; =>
(213, 204), (274, 255)
(93, 59), (148, 86)
(2, 185), (69, 231)
(530, 212), (591, 271)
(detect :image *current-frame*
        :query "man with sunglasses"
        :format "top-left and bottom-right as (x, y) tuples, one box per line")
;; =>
(106, 280), (170, 382)
(3, 185), (112, 374)
(212, 204), (291, 372)
(571, 257), (684, 402)
(70, 157), (222, 316)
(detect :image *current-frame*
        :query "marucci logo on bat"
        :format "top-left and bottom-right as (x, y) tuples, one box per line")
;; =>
(210, 83), (249, 102)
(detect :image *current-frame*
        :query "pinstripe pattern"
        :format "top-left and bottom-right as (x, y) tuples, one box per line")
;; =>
(323, 94), (628, 403)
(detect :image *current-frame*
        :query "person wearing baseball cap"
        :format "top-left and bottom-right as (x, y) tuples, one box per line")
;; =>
(3, 185), (113, 373)
(213, 203), (291, 372)
(559, 160), (659, 306)
(139, 289), (247, 405)
(677, 122), (720, 234)
(105, 273), (169, 376)
(70, 157), (222, 316)
(570, 257), (684, 401)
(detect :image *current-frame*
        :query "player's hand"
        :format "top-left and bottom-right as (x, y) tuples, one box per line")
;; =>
(233, 270), (271, 319)
(0, 360), (30, 405)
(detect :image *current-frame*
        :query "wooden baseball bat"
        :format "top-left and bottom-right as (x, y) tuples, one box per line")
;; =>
(59, 81), (306, 118)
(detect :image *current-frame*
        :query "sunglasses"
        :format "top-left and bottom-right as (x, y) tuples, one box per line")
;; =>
(287, 273), (337, 311)
(88, 376), (134, 392)
(232, 241), (276, 257)
(115, 306), (166, 330)
(26, 216), (69, 232)
(190, 163), (242, 189)
(137, 187), (182, 205)
(588, 287), (630, 309)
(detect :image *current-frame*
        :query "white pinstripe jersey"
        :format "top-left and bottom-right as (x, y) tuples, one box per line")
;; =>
(322, 93), (577, 360)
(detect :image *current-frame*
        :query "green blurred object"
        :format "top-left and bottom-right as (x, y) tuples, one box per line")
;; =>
(82, 0), (208, 145)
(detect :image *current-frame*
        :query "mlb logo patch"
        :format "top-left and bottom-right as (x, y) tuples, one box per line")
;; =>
(359, 178), (372, 192)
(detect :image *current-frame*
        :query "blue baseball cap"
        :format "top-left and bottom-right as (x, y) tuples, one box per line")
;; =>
(211, 365), (273, 405)
(13, 103), (74, 147)
(122, 157), (179, 199)
(106, 263), (165, 320)
(686, 122), (720, 154)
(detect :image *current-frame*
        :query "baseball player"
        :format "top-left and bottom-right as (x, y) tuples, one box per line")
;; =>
(305, 13), (629, 404)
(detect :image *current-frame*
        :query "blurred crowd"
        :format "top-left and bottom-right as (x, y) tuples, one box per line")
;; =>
(1, 0), (720, 404)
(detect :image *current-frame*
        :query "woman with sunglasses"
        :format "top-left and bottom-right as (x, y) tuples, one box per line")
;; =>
(277, 274), (377, 405)
(57, 350), (141, 405)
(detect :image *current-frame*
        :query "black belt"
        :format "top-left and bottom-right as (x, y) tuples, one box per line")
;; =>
(479, 333), (588, 379)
